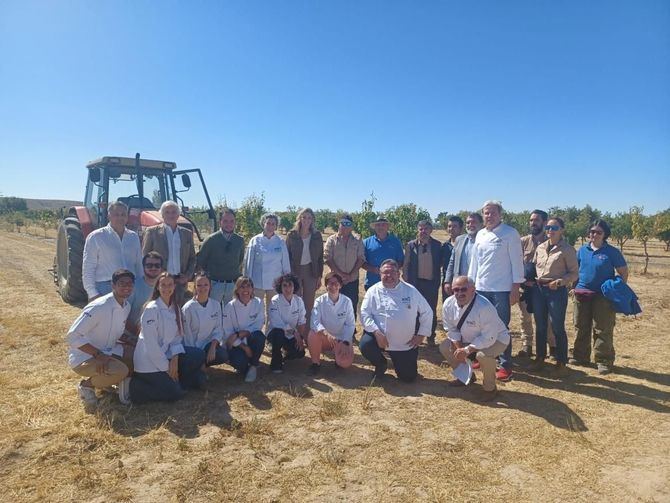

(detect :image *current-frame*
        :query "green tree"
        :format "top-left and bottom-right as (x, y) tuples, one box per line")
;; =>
(277, 205), (298, 233)
(502, 210), (530, 236)
(352, 192), (377, 239)
(236, 193), (267, 240)
(631, 206), (653, 275)
(314, 209), (338, 233)
(653, 209), (670, 251)
(0, 197), (28, 214)
(385, 203), (431, 246)
(609, 210), (633, 252)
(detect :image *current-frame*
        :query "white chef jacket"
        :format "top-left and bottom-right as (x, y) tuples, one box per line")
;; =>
(442, 294), (511, 350)
(67, 292), (130, 368)
(243, 233), (291, 290)
(310, 293), (355, 342)
(268, 294), (306, 338)
(82, 224), (143, 298)
(468, 223), (524, 292)
(181, 298), (224, 349)
(360, 280), (433, 351)
(133, 298), (185, 373)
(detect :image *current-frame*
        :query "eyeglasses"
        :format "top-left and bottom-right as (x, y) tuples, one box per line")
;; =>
(145, 263), (162, 269)
(589, 229), (604, 235)
(340, 221), (353, 227)
(452, 287), (468, 293)
(544, 225), (560, 231)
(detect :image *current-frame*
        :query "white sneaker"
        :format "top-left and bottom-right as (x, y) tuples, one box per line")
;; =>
(78, 383), (98, 406)
(244, 366), (257, 383)
(118, 377), (131, 405)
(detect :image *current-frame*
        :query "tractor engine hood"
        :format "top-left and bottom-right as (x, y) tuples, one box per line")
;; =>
(127, 209), (193, 233)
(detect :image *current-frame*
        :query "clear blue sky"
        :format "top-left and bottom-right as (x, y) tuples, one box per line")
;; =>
(1, 0), (669, 217)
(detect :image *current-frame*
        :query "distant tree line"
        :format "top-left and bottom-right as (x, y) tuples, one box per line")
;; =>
(3, 196), (670, 260)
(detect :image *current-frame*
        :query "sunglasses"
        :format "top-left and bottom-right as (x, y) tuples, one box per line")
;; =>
(452, 287), (468, 293)
(589, 229), (604, 235)
(145, 263), (162, 269)
(544, 225), (560, 231)
(340, 221), (353, 227)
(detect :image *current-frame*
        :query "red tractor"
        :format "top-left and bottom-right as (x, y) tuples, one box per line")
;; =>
(53, 154), (217, 303)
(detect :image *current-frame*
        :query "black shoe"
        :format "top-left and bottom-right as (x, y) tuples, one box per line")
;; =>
(307, 363), (321, 376)
(517, 346), (533, 358)
(374, 363), (388, 380)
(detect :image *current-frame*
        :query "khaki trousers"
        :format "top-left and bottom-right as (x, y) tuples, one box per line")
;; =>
(72, 357), (129, 388)
(440, 339), (508, 392)
(573, 294), (616, 365)
(254, 288), (276, 329)
(296, 264), (319, 327)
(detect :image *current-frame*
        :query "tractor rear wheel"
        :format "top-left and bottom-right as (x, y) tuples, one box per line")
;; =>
(55, 218), (87, 303)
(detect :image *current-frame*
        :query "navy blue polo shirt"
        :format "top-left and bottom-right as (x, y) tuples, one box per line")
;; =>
(576, 242), (626, 291)
(363, 234), (404, 288)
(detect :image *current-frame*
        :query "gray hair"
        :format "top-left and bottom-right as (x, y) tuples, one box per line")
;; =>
(452, 275), (475, 288)
(417, 219), (433, 229)
(108, 201), (129, 214)
(481, 200), (503, 213)
(159, 200), (181, 217)
(260, 213), (280, 227)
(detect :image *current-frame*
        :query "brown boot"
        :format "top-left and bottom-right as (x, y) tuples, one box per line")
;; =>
(528, 358), (546, 372)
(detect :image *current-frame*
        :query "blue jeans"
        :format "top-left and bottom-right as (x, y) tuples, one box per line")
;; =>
(210, 281), (236, 305)
(267, 328), (305, 371)
(359, 331), (419, 382)
(202, 341), (229, 367)
(532, 285), (569, 363)
(129, 371), (186, 404)
(228, 331), (266, 374)
(95, 281), (112, 297)
(478, 291), (512, 370)
(178, 346), (208, 389)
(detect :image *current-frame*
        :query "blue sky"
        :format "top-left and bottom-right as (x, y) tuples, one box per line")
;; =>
(1, 0), (668, 217)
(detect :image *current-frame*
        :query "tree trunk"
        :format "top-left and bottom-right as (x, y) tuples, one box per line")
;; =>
(643, 240), (649, 275)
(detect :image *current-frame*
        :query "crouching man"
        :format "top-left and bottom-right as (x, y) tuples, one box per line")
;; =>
(360, 259), (433, 382)
(67, 269), (135, 407)
(440, 275), (510, 401)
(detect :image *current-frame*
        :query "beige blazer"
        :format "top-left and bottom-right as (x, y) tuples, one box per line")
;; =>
(142, 224), (196, 279)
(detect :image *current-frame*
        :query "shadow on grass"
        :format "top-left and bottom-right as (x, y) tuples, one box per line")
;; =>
(513, 367), (670, 414)
(373, 375), (588, 431)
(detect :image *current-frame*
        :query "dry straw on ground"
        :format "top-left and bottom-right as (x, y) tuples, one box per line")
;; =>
(0, 230), (668, 502)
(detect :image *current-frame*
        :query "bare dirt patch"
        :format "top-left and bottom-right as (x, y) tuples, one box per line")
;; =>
(0, 231), (668, 502)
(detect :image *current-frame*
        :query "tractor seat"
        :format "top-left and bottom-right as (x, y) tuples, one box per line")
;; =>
(116, 196), (156, 210)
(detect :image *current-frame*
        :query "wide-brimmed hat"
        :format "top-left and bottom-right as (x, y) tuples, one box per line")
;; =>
(370, 216), (390, 227)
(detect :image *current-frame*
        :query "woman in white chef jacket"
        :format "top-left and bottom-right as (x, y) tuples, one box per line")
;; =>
(243, 213), (291, 325)
(267, 273), (308, 373)
(222, 277), (266, 383)
(181, 273), (228, 387)
(129, 272), (206, 403)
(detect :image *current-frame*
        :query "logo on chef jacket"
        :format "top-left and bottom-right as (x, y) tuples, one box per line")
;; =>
(402, 296), (412, 309)
(147, 319), (156, 324)
(249, 313), (258, 320)
(466, 320), (476, 326)
(210, 313), (219, 319)
(291, 309), (300, 315)
(337, 311), (347, 318)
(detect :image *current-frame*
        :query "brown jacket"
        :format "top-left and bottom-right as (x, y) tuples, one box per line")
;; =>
(286, 230), (324, 279)
(142, 224), (197, 279)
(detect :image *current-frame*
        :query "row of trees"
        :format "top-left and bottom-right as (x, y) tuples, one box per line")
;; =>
(2, 196), (670, 272)
(222, 193), (670, 255)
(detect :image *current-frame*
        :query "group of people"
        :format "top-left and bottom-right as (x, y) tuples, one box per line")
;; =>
(67, 199), (628, 407)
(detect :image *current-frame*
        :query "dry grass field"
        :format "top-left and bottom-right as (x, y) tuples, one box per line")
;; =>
(0, 230), (668, 502)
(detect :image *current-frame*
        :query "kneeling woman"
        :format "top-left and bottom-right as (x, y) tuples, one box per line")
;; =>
(267, 273), (308, 373)
(222, 277), (266, 382)
(182, 273), (228, 388)
(306, 272), (355, 375)
(130, 272), (206, 403)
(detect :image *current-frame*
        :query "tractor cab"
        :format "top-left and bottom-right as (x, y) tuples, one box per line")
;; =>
(83, 154), (217, 240)
(53, 153), (218, 304)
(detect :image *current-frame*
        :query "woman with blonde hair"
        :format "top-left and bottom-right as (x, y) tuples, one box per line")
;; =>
(286, 208), (324, 326)
(129, 272), (206, 403)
